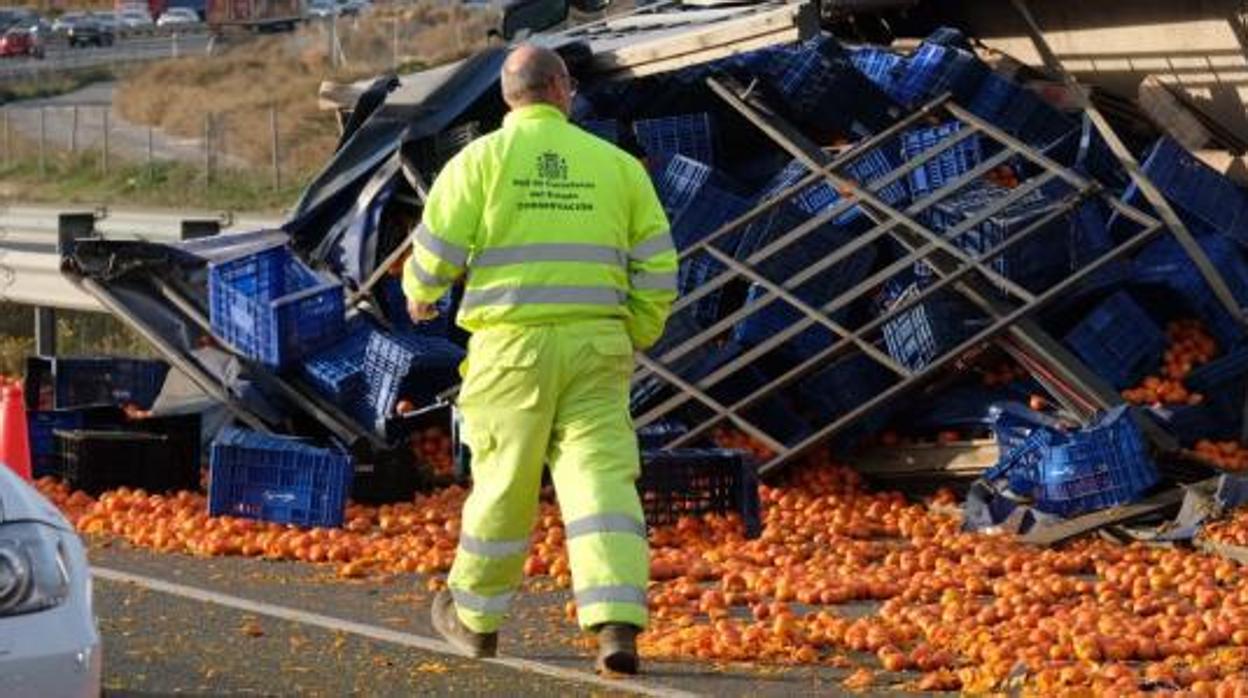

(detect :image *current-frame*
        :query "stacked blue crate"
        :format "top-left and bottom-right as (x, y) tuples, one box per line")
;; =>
(1120, 136), (1248, 247)
(1130, 234), (1248, 349)
(654, 155), (751, 250)
(208, 245), (345, 369)
(988, 406), (1158, 517)
(893, 41), (989, 108)
(1063, 291), (1165, 389)
(847, 47), (908, 103)
(901, 121), (984, 199)
(629, 342), (811, 448)
(760, 144), (909, 225)
(1185, 347), (1248, 437)
(633, 113), (714, 164)
(920, 182), (1072, 293)
(880, 279), (988, 371)
(732, 203), (878, 361)
(766, 36), (901, 138)
(797, 353), (896, 443)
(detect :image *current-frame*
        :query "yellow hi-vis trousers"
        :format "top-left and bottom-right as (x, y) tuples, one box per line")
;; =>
(448, 319), (649, 633)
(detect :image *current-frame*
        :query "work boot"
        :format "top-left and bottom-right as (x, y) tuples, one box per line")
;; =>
(595, 623), (640, 675)
(430, 589), (498, 658)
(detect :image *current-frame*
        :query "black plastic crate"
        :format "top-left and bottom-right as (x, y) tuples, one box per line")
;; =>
(27, 406), (124, 479)
(56, 429), (172, 496)
(127, 414), (203, 493)
(639, 449), (761, 538)
(24, 356), (169, 410)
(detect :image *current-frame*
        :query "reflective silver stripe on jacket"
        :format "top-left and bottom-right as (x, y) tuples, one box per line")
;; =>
(629, 231), (675, 262)
(629, 270), (678, 292)
(407, 255), (457, 288)
(564, 514), (647, 540)
(461, 285), (627, 309)
(473, 243), (628, 269)
(415, 223), (470, 268)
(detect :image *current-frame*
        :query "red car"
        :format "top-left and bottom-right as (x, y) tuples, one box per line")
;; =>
(0, 29), (44, 59)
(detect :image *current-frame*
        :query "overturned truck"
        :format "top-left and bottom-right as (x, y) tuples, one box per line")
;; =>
(61, 0), (1248, 538)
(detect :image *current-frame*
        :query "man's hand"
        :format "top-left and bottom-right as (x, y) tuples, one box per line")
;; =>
(408, 300), (440, 323)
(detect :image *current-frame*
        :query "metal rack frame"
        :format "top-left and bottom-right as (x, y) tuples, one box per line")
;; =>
(634, 82), (1176, 477)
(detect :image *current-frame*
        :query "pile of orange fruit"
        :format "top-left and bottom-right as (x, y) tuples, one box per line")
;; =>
(1192, 440), (1248, 473)
(35, 426), (1248, 694)
(1121, 319), (1218, 407)
(1204, 508), (1248, 548)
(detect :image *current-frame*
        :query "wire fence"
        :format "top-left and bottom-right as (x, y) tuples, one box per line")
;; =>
(0, 101), (299, 188)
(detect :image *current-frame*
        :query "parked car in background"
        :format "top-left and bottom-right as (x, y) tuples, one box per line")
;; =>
(11, 16), (51, 42)
(305, 0), (336, 20)
(0, 27), (42, 58)
(91, 11), (119, 32)
(51, 11), (87, 36)
(65, 16), (115, 47)
(117, 8), (156, 33)
(0, 466), (102, 697)
(0, 6), (36, 32)
(155, 7), (201, 28)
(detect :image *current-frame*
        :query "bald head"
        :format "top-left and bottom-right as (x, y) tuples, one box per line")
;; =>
(501, 44), (573, 114)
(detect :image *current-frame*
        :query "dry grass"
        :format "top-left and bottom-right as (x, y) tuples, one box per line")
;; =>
(115, 2), (497, 175)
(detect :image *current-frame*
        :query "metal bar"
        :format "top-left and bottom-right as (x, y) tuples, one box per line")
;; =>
(640, 189), (1090, 429)
(1006, 0), (1247, 333)
(152, 276), (384, 450)
(702, 245), (911, 377)
(676, 93), (954, 264)
(710, 74), (1133, 421)
(76, 277), (271, 433)
(634, 352), (788, 455)
(34, 307), (55, 356)
(686, 219), (1166, 469)
(708, 78), (1041, 307)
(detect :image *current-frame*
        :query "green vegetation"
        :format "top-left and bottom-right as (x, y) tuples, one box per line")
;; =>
(0, 304), (156, 377)
(0, 149), (309, 212)
(0, 68), (115, 106)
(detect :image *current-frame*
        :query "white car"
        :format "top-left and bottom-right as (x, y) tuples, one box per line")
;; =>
(0, 466), (101, 698)
(156, 7), (201, 28)
(117, 8), (155, 32)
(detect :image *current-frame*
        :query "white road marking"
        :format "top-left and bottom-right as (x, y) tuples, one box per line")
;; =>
(91, 566), (698, 698)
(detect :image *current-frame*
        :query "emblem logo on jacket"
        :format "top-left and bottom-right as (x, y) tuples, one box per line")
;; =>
(536, 151), (568, 180)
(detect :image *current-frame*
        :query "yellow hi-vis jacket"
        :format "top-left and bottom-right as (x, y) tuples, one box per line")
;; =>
(401, 104), (678, 350)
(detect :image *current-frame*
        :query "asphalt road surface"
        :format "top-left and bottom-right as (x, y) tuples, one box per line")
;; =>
(88, 538), (908, 697)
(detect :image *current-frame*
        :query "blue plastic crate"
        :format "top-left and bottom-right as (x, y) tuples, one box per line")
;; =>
(987, 406), (1158, 516)
(637, 420), (690, 450)
(767, 36), (900, 138)
(1119, 137), (1248, 246)
(998, 88), (1075, 150)
(208, 427), (352, 528)
(901, 122), (985, 198)
(577, 118), (620, 144)
(924, 26), (974, 51)
(639, 449), (761, 538)
(299, 322), (372, 404)
(921, 182), (1073, 292)
(967, 72), (1020, 124)
(733, 208), (878, 360)
(653, 155), (752, 251)
(986, 402), (1067, 475)
(881, 281), (987, 371)
(629, 342), (811, 447)
(797, 353), (896, 438)
(208, 245), (346, 369)
(354, 332), (465, 432)
(1063, 291), (1165, 389)
(24, 356), (169, 410)
(1186, 346), (1248, 429)
(1130, 235), (1248, 348)
(894, 42), (989, 107)
(634, 113), (714, 164)
(1153, 403), (1238, 444)
(1043, 115), (1129, 194)
(760, 146), (909, 225)
(376, 277), (453, 338)
(847, 47), (908, 101)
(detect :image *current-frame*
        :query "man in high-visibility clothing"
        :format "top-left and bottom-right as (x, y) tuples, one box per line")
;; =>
(402, 44), (677, 674)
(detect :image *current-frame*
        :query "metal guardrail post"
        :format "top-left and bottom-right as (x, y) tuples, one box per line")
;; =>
(35, 307), (55, 357)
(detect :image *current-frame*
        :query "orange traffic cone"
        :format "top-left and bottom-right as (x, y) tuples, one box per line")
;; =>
(0, 382), (32, 481)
